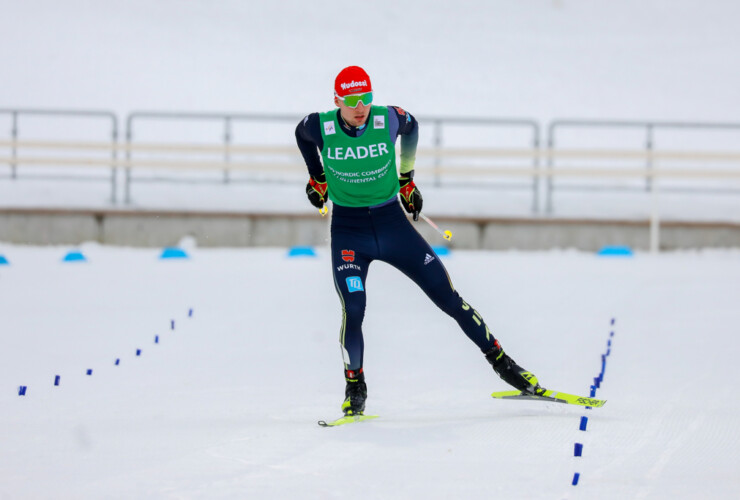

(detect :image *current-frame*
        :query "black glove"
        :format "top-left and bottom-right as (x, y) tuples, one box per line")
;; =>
(399, 171), (423, 221)
(306, 172), (329, 209)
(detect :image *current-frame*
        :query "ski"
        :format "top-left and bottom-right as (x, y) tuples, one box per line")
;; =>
(491, 389), (606, 408)
(318, 414), (379, 427)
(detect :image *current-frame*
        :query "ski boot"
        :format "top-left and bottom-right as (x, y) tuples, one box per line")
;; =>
(485, 340), (544, 395)
(341, 368), (367, 416)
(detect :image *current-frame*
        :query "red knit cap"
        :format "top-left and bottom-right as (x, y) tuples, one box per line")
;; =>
(334, 66), (372, 97)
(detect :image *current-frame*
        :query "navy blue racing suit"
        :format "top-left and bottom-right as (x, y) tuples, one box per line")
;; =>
(296, 107), (498, 372)
(330, 199), (498, 371)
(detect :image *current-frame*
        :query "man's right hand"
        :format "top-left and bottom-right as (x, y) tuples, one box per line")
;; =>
(306, 172), (329, 209)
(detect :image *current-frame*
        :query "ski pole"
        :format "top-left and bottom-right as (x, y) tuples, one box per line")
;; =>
(419, 213), (452, 241)
(319, 205), (328, 216)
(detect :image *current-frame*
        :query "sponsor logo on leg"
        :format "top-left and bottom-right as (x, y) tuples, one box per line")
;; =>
(424, 253), (435, 265)
(346, 276), (364, 293)
(337, 250), (361, 271)
(337, 263), (362, 272)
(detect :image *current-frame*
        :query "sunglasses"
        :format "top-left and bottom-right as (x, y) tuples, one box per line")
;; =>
(336, 91), (373, 108)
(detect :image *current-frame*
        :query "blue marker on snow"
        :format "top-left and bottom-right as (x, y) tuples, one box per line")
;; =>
(287, 246), (316, 258)
(160, 247), (189, 259)
(63, 250), (87, 262)
(587, 385), (597, 410)
(431, 246), (451, 257)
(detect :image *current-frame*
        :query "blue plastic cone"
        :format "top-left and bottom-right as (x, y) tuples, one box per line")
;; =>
(63, 250), (87, 262)
(287, 246), (316, 257)
(597, 246), (634, 257)
(160, 247), (189, 259)
(431, 246), (451, 257)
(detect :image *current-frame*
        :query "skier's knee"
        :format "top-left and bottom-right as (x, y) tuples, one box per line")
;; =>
(343, 299), (367, 321)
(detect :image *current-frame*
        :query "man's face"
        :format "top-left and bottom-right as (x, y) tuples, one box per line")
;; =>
(335, 94), (371, 127)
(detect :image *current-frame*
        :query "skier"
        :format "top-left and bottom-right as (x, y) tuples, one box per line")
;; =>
(295, 66), (543, 418)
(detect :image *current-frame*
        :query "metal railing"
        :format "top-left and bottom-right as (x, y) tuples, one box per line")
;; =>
(3, 110), (740, 227)
(124, 111), (305, 203)
(121, 112), (541, 208)
(418, 116), (540, 212)
(0, 108), (119, 202)
(546, 120), (740, 213)
(0, 110), (544, 211)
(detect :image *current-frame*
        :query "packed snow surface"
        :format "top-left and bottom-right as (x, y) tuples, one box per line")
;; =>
(1, 244), (739, 499)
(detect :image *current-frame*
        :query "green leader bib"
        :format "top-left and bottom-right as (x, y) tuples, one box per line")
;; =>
(319, 106), (399, 207)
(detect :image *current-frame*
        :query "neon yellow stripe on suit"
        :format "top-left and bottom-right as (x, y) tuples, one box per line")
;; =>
(331, 269), (349, 367)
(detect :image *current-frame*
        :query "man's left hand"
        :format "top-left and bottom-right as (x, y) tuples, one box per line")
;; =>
(399, 171), (423, 221)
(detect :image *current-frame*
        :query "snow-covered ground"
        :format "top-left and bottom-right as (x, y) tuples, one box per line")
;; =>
(1, 244), (739, 499)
